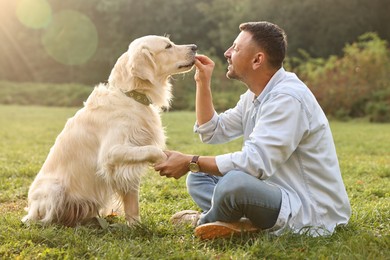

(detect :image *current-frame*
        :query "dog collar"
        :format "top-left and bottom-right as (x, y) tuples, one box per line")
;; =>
(124, 90), (152, 106)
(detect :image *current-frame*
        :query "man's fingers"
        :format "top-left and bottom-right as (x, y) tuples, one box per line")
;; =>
(159, 171), (172, 178)
(154, 163), (163, 171)
(195, 55), (214, 66)
(194, 59), (204, 70)
(195, 54), (207, 61)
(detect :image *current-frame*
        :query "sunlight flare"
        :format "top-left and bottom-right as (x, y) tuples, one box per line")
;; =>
(16, 0), (52, 29)
(41, 10), (98, 66)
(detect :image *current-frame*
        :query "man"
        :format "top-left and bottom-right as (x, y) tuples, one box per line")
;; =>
(154, 21), (351, 239)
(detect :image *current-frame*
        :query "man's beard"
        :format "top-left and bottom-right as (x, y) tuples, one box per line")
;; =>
(226, 68), (241, 81)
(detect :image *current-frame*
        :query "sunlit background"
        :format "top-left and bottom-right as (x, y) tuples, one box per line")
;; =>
(1, 0), (101, 81)
(16, 0), (98, 66)
(0, 0), (389, 120)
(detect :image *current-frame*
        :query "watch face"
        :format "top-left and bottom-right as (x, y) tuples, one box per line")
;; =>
(189, 162), (200, 172)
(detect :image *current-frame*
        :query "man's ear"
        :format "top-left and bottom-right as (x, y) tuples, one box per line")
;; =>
(130, 47), (157, 85)
(252, 52), (264, 70)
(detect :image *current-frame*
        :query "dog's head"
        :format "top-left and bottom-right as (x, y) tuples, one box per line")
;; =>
(108, 35), (197, 91)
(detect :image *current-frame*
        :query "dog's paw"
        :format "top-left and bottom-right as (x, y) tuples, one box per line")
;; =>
(21, 215), (30, 225)
(155, 150), (168, 163)
(148, 148), (167, 163)
(126, 215), (141, 226)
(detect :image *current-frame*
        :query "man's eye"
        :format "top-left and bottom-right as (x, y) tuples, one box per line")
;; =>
(165, 43), (172, 49)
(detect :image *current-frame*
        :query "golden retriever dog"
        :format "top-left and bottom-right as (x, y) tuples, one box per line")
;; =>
(22, 35), (197, 227)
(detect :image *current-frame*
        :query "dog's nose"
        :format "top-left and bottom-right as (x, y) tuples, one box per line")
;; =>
(190, 44), (197, 52)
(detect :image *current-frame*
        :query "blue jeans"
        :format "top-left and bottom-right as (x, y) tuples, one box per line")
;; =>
(186, 170), (282, 229)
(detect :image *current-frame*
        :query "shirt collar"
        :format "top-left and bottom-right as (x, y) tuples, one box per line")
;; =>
(254, 67), (286, 104)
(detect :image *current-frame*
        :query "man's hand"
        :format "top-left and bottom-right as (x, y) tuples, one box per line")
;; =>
(194, 55), (215, 88)
(154, 150), (192, 179)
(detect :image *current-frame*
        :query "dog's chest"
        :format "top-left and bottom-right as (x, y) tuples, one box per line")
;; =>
(84, 90), (166, 148)
(123, 110), (165, 148)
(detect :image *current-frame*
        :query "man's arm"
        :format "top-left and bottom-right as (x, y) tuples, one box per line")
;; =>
(194, 55), (215, 125)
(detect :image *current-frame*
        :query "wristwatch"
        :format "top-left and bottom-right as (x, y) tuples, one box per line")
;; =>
(188, 155), (200, 173)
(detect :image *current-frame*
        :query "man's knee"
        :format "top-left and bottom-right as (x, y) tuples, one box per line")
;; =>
(186, 172), (204, 192)
(213, 171), (249, 201)
(186, 172), (218, 198)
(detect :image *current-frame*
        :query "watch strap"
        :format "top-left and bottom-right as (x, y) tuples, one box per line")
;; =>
(191, 155), (200, 164)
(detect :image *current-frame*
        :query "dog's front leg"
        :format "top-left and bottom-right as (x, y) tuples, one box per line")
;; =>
(107, 144), (167, 166)
(121, 189), (140, 226)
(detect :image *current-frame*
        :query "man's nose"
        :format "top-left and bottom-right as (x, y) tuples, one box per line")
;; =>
(224, 48), (231, 58)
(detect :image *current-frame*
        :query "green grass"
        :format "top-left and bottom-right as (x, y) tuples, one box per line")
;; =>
(0, 105), (389, 259)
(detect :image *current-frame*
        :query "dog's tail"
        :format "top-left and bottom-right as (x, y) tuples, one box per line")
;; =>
(22, 180), (99, 227)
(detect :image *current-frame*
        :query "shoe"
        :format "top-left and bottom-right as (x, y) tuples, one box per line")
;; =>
(170, 210), (200, 227)
(194, 218), (258, 240)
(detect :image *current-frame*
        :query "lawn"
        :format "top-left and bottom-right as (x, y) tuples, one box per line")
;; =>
(0, 105), (389, 259)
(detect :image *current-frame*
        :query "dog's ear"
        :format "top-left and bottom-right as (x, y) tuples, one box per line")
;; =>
(130, 47), (158, 86)
(108, 52), (132, 91)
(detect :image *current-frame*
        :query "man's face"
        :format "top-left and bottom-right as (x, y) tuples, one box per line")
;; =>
(224, 31), (258, 81)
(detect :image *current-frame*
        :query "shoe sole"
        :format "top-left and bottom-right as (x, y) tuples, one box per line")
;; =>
(194, 221), (258, 240)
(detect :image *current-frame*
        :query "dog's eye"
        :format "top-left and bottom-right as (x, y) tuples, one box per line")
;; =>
(165, 43), (172, 49)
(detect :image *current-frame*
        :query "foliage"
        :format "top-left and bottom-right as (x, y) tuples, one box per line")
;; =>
(289, 32), (390, 122)
(0, 105), (389, 259)
(3, 31), (390, 121)
(1, 0), (390, 121)
(365, 89), (390, 123)
(0, 0), (389, 84)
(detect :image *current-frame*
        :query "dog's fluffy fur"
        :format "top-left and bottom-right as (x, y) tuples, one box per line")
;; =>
(22, 35), (197, 226)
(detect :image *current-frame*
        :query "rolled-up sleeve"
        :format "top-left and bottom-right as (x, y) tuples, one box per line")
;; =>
(193, 93), (247, 144)
(193, 112), (219, 142)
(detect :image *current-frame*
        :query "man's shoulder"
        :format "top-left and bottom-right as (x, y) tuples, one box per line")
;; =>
(272, 72), (311, 96)
(265, 74), (318, 110)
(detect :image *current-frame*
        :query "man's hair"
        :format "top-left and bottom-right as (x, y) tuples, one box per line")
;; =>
(239, 21), (287, 69)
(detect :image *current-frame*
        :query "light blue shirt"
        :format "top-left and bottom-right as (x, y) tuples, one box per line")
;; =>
(194, 67), (351, 235)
